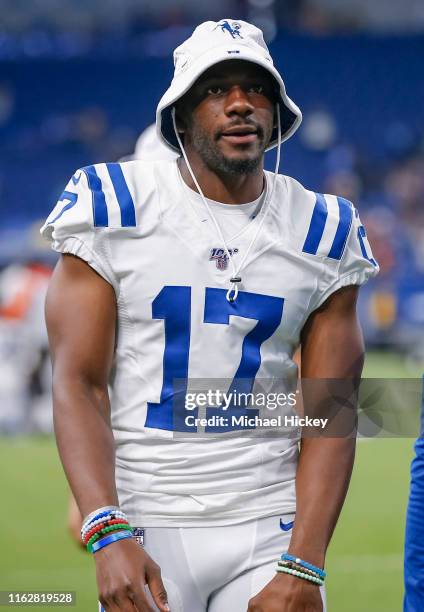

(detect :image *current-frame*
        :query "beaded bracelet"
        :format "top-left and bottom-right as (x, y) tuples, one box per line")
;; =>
(81, 518), (129, 544)
(276, 566), (324, 587)
(86, 524), (132, 552)
(81, 512), (126, 536)
(84, 519), (130, 545)
(83, 506), (121, 527)
(281, 554), (326, 580)
(278, 560), (321, 580)
(81, 507), (126, 535)
(81, 507), (129, 542)
(91, 530), (133, 554)
(81, 511), (127, 537)
(85, 522), (130, 546)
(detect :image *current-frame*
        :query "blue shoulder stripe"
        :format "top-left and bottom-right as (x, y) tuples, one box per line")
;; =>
(327, 197), (353, 260)
(82, 166), (108, 227)
(106, 163), (137, 227)
(302, 193), (328, 255)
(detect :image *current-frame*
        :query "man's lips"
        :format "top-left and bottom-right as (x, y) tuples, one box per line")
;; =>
(220, 126), (259, 145)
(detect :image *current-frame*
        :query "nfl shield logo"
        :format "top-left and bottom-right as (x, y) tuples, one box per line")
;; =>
(132, 527), (145, 547)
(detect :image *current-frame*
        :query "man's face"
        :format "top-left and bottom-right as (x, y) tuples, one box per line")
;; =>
(176, 60), (277, 175)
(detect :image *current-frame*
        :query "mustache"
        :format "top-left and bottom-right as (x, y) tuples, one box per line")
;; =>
(215, 121), (264, 141)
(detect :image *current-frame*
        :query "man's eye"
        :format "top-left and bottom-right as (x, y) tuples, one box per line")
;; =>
(249, 85), (264, 94)
(207, 86), (223, 95)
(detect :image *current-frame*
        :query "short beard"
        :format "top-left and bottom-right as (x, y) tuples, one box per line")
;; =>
(188, 124), (265, 176)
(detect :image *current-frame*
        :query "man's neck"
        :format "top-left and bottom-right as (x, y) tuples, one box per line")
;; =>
(177, 157), (264, 205)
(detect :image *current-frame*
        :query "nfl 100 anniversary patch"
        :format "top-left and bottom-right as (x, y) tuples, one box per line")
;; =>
(209, 247), (239, 270)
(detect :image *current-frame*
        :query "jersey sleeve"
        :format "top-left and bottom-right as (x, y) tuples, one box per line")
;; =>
(311, 205), (379, 311)
(40, 168), (117, 290)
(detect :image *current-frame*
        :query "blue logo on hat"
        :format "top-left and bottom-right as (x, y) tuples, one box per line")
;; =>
(216, 20), (243, 39)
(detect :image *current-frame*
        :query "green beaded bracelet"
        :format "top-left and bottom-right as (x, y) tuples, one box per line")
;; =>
(276, 565), (324, 586)
(86, 523), (131, 549)
(86, 524), (132, 552)
(87, 525), (131, 553)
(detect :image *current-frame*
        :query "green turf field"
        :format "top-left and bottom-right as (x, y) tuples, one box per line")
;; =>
(0, 351), (422, 611)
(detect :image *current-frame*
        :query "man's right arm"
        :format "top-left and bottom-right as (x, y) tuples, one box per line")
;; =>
(46, 253), (169, 612)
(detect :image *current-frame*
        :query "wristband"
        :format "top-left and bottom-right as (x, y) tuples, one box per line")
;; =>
(85, 523), (131, 550)
(91, 530), (133, 553)
(280, 554), (326, 580)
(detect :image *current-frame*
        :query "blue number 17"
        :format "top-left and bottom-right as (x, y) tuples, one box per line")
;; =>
(145, 286), (284, 432)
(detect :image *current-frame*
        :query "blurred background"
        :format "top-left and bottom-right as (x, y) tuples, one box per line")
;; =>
(0, 1), (423, 611)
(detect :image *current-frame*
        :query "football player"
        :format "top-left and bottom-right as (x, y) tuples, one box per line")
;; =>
(42, 19), (378, 612)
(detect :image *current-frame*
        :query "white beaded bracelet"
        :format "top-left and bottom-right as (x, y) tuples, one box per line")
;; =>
(276, 565), (324, 586)
(81, 510), (126, 531)
(81, 507), (128, 538)
(83, 506), (122, 526)
(81, 511), (127, 537)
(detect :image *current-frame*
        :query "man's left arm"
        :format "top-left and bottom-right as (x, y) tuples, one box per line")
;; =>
(248, 284), (363, 611)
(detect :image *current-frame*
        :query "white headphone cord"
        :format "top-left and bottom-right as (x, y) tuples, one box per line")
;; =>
(172, 104), (281, 302)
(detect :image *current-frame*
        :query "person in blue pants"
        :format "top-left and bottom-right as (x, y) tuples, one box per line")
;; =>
(404, 385), (424, 611)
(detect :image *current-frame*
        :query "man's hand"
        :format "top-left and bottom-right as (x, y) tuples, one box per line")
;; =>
(247, 574), (323, 612)
(95, 538), (170, 612)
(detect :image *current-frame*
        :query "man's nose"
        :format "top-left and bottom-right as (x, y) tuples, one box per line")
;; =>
(224, 86), (254, 117)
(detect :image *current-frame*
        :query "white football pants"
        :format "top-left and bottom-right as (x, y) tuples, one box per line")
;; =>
(99, 513), (326, 611)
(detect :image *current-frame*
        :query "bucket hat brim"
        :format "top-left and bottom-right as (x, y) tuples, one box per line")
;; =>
(156, 43), (302, 153)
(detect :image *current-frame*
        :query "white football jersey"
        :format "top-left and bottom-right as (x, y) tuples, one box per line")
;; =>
(41, 159), (378, 527)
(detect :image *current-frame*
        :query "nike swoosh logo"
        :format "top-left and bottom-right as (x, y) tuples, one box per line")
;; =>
(71, 172), (82, 185)
(280, 519), (294, 532)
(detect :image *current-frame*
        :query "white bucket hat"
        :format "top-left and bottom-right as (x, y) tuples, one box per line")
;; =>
(156, 19), (302, 153)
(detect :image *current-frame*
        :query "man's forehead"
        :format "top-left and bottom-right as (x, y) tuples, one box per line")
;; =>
(195, 59), (273, 84)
